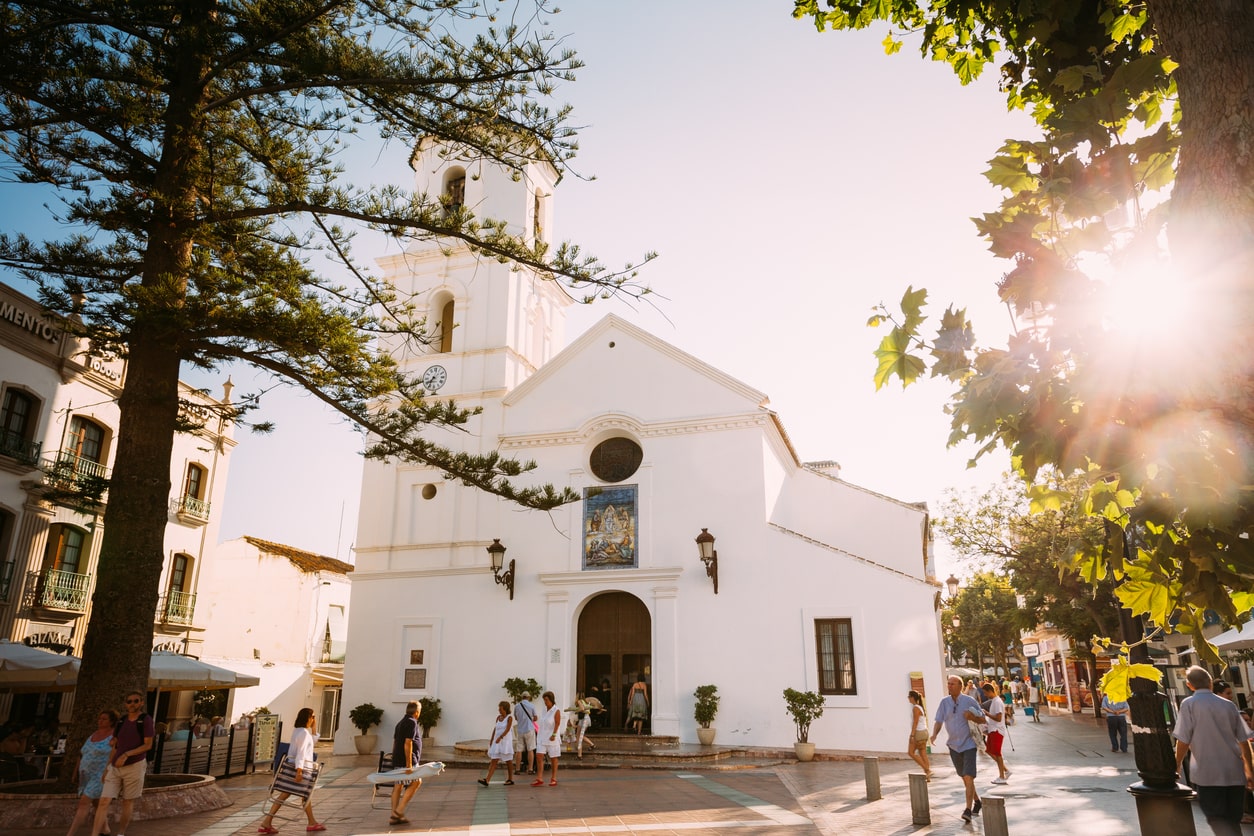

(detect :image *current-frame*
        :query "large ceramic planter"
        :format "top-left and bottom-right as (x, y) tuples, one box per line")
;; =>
(696, 727), (717, 746)
(354, 733), (378, 755)
(793, 741), (816, 762)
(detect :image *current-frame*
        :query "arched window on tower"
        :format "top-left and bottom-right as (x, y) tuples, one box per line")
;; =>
(533, 189), (545, 242)
(438, 298), (455, 353)
(443, 167), (466, 216)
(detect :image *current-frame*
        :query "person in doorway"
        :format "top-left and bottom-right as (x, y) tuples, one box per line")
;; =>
(906, 690), (931, 780)
(626, 674), (649, 735)
(1173, 666), (1254, 836)
(91, 690), (154, 836)
(478, 701), (515, 786)
(532, 691), (562, 787)
(388, 701), (424, 825)
(256, 707), (324, 834)
(65, 709), (116, 836)
(931, 675), (986, 823)
(573, 692), (597, 759)
(981, 682), (1011, 784)
(513, 692), (537, 776)
(1101, 690), (1130, 753)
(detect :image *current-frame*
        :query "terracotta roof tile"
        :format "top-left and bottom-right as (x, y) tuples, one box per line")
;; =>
(242, 536), (354, 575)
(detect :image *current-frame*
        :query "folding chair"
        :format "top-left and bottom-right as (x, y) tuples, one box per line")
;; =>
(371, 752), (395, 810)
(265, 756), (321, 826)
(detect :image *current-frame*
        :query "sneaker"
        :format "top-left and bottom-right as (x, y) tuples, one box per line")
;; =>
(991, 776), (1007, 784)
(961, 808), (973, 822)
(1004, 770), (1012, 780)
(972, 798), (983, 816)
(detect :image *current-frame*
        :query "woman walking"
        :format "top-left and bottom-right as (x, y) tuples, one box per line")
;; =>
(65, 710), (117, 836)
(906, 691), (932, 780)
(573, 693), (596, 759)
(532, 691), (562, 787)
(257, 707), (324, 833)
(478, 701), (515, 786)
(627, 674), (649, 735)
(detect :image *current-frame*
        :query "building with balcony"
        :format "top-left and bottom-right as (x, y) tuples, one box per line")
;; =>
(0, 281), (236, 723)
(197, 536), (351, 739)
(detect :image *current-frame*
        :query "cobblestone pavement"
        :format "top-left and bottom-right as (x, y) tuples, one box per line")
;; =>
(7, 707), (1244, 835)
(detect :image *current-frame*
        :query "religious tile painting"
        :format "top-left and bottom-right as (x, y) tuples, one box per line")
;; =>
(583, 485), (638, 569)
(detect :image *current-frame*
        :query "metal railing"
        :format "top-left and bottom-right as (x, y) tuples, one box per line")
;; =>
(41, 450), (111, 491)
(0, 430), (41, 466)
(171, 493), (211, 520)
(161, 590), (197, 625)
(34, 568), (92, 612)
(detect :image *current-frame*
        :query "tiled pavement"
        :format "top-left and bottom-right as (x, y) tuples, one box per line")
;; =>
(7, 707), (1245, 835)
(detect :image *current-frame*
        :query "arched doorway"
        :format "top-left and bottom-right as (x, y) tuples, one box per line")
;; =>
(577, 592), (650, 733)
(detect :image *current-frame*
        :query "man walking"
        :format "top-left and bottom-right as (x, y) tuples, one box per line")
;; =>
(389, 701), (423, 826)
(1101, 690), (1130, 753)
(91, 690), (154, 836)
(931, 674), (986, 822)
(981, 682), (1012, 784)
(513, 692), (537, 776)
(1173, 666), (1254, 836)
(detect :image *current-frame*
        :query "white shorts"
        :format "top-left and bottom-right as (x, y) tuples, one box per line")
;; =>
(540, 739), (561, 759)
(101, 759), (147, 800)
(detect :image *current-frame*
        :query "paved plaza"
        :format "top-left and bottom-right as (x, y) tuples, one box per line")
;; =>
(8, 707), (1244, 835)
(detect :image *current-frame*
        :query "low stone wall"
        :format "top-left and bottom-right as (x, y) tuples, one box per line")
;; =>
(0, 774), (231, 830)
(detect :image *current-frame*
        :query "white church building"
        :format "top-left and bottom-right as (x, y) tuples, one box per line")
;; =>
(337, 142), (946, 754)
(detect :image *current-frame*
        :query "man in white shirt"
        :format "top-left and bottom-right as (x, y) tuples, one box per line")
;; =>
(981, 682), (1012, 784)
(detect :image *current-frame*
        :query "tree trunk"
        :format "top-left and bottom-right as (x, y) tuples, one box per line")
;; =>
(54, 3), (210, 787)
(1146, 0), (1254, 403)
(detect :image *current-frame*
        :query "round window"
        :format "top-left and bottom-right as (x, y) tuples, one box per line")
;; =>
(589, 437), (642, 483)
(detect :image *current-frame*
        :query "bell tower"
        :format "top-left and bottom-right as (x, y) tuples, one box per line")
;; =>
(375, 138), (572, 403)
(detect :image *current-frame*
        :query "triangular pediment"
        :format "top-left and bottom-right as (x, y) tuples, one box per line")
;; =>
(502, 315), (768, 434)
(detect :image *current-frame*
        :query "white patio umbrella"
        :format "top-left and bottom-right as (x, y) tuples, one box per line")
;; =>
(1209, 623), (1254, 653)
(0, 639), (81, 688)
(147, 651), (261, 691)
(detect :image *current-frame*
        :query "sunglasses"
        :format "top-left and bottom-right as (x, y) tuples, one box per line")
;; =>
(125, 698), (143, 704)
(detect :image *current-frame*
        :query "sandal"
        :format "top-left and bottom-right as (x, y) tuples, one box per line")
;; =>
(477, 778), (489, 786)
(390, 813), (409, 824)
(550, 779), (558, 786)
(258, 828), (279, 835)
(307, 826), (327, 832)
(531, 779), (544, 786)
(504, 779), (515, 785)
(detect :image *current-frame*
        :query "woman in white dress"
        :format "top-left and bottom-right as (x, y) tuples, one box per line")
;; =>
(478, 702), (515, 786)
(532, 691), (562, 787)
(257, 708), (323, 833)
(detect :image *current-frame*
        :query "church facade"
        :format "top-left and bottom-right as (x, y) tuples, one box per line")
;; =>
(336, 143), (945, 754)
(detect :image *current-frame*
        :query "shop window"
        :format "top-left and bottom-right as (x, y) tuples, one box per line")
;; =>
(815, 618), (857, 695)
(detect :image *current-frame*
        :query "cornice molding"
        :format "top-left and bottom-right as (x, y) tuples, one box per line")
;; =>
(499, 411), (771, 450)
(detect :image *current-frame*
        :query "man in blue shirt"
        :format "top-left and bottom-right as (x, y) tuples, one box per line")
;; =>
(931, 674), (986, 822)
(1174, 666), (1254, 836)
(1101, 691), (1130, 753)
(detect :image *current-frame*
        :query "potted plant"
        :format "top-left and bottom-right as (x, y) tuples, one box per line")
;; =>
(783, 688), (825, 761)
(349, 702), (384, 755)
(418, 696), (442, 742)
(693, 684), (720, 745)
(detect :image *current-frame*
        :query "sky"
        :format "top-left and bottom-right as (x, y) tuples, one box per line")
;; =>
(0, 1), (1041, 568)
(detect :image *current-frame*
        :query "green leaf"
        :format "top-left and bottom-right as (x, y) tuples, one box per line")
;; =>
(873, 327), (926, 390)
(1027, 485), (1072, 513)
(882, 32), (903, 55)
(984, 156), (1038, 193)
(899, 285), (928, 334)
(1099, 657), (1163, 702)
(867, 313), (887, 327)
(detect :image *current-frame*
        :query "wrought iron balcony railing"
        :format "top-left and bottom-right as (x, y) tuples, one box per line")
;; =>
(161, 590), (197, 626)
(0, 430), (41, 466)
(171, 494), (211, 521)
(42, 451), (111, 493)
(34, 568), (92, 612)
